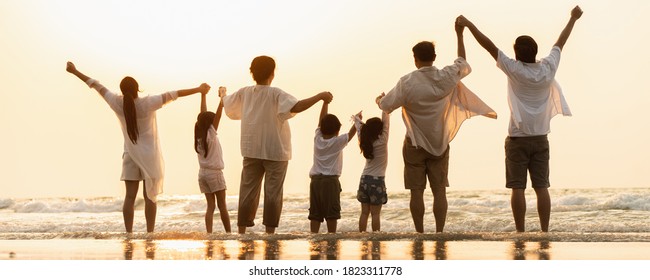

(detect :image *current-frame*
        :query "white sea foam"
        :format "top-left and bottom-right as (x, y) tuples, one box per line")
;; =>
(1, 188), (648, 237)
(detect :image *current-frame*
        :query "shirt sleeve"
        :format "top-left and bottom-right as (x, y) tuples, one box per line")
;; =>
(542, 46), (562, 74)
(222, 88), (244, 120)
(496, 49), (518, 76)
(276, 88), (299, 120)
(142, 91), (178, 112)
(440, 57), (472, 81)
(335, 133), (350, 150)
(88, 79), (121, 112)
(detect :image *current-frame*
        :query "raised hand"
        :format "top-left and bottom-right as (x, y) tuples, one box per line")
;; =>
(218, 86), (227, 98)
(455, 16), (465, 34)
(319, 91), (333, 104)
(375, 92), (385, 105)
(199, 83), (211, 94)
(455, 15), (471, 28)
(66, 61), (77, 73)
(571, 5), (583, 20)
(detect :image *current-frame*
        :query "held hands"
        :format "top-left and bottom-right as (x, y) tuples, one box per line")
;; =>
(455, 16), (466, 34)
(571, 5), (583, 20)
(355, 111), (363, 121)
(319, 91), (334, 104)
(375, 92), (385, 105)
(455, 15), (471, 28)
(199, 83), (211, 95)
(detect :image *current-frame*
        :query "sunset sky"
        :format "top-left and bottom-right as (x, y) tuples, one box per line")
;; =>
(2, 0), (649, 199)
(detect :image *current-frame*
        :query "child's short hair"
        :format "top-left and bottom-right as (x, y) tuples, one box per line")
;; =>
(250, 55), (275, 84)
(320, 114), (342, 135)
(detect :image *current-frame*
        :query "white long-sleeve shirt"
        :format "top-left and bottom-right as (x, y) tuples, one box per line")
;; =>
(86, 79), (178, 203)
(379, 57), (497, 156)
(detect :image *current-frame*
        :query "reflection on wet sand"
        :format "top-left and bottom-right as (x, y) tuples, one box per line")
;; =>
(123, 238), (157, 260)
(309, 239), (339, 260)
(360, 240), (383, 260)
(511, 241), (552, 260)
(238, 240), (255, 260)
(205, 240), (230, 260)
(411, 240), (447, 260)
(119, 237), (554, 260)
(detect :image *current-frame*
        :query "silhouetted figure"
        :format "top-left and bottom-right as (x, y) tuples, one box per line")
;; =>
(353, 109), (390, 232)
(222, 56), (333, 234)
(308, 101), (356, 233)
(378, 20), (496, 233)
(457, 5), (583, 232)
(66, 62), (209, 233)
(195, 87), (231, 233)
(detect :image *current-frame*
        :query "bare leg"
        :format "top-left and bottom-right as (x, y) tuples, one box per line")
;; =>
(534, 188), (551, 232)
(431, 186), (448, 233)
(310, 220), (321, 233)
(215, 190), (231, 233)
(326, 219), (337, 233)
(359, 203), (370, 232)
(204, 193), (216, 233)
(511, 189), (526, 232)
(143, 184), (157, 233)
(123, 181), (139, 233)
(370, 205), (382, 232)
(409, 189), (425, 233)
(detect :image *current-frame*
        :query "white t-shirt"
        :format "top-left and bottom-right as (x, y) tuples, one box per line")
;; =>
(380, 57), (497, 156)
(196, 125), (224, 171)
(309, 128), (350, 176)
(222, 85), (298, 161)
(354, 111), (390, 177)
(87, 79), (178, 203)
(497, 46), (572, 137)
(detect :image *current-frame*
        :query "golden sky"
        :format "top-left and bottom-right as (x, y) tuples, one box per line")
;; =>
(1, 0), (649, 198)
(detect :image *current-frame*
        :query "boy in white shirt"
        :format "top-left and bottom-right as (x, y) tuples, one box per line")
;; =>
(308, 101), (357, 233)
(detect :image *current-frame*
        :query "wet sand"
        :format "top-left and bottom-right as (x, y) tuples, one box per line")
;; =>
(1, 233), (650, 260)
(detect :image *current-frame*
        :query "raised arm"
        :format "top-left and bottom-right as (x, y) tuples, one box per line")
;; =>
(455, 19), (466, 60)
(456, 16), (499, 61)
(178, 83), (210, 98)
(212, 86), (226, 129)
(66, 62), (108, 96)
(347, 122), (357, 142)
(291, 91), (333, 113)
(318, 99), (329, 127)
(200, 92), (208, 113)
(554, 5), (583, 50)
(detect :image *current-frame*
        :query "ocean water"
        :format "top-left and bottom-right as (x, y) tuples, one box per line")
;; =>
(1, 188), (649, 241)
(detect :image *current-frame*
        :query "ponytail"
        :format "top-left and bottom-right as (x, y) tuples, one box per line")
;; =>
(195, 111), (216, 158)
(120, 77), (139, 144)
(359, 117), (383, 159)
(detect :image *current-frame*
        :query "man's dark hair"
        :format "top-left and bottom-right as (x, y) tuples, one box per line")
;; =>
(412, 41), (436, 62)
(514, 36), (538, 63)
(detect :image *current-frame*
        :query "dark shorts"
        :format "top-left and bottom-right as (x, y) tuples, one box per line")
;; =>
(308, 175), (342, 222)
(403, 138), (449, 190)
(505, 135), (550, 189)
(357, 175), (388, 205)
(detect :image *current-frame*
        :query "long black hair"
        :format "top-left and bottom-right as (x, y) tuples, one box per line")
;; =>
(194, 111), (216, 158)
(359, 117), (383, 159)
(120, 77), (139, 144)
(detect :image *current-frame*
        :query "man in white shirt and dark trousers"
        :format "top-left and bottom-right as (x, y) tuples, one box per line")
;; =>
(457, 6), (583, 232)
(308, 101), (356, 233)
